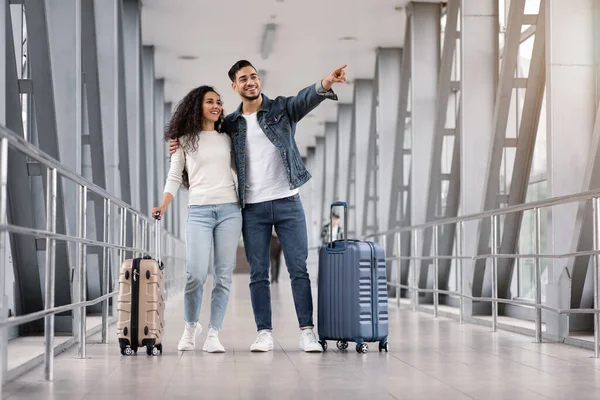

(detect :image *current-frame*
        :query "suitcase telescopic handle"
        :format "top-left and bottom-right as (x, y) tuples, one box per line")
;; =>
(330, 202), (348, 248)
(153, 211), (161, 262)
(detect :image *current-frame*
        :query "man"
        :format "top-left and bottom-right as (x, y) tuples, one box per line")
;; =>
(321, 212), (343, 245)
(170, 60), (346, 352)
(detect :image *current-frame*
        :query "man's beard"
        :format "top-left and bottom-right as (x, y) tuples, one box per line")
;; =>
(241, 92), (261, 101)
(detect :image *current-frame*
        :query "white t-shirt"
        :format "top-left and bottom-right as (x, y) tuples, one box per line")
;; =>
(163, 131), (238, 206)
(243, 112), (298, 204)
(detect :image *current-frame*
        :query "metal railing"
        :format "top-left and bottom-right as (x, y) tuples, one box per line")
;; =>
(0, 125), (187, 392)
(357, 189), (600, 358)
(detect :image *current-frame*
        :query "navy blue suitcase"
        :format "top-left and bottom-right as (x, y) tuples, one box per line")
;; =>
(317, 202), (389, 353)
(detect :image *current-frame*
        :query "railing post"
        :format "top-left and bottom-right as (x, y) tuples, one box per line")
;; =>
(534, 207), (543, 343)
(44, 169), (57, 380)
(457, 221), (464, 324)
(593, 198), (600, 358)
(491, 215), (499, 332)
(395, 231), (401, 306)
(433, 225), (439, 318)
(77, 185), (88, 358)
(412, 229), (419, 312)
(101, 199), (111, 344)
(0, 138), (9, 392)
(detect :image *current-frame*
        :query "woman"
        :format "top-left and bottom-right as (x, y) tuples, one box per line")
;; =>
(152, 86), (241, 353)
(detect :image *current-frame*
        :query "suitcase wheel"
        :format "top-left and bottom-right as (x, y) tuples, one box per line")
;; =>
(356, 343), (369, 354)
(122, 346), (135, 356)
(379, 341), (389, 353)
(318, 340), (327, 352)
(146, 345), (159, 356)
(336, 340), (348, 351)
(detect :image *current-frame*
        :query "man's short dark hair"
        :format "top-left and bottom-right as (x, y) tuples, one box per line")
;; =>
(332, 213), (340, 219)
(228, 60), (257, 82)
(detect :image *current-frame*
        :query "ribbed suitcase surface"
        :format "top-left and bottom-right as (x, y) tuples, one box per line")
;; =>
(117, 257), (165, 356)
(317, 240), (389, 353)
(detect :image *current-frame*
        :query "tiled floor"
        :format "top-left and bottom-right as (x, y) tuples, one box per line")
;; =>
(4, 275), (600, 400)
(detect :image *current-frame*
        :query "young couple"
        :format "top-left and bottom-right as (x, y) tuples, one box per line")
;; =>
(152, 60), (346, 353)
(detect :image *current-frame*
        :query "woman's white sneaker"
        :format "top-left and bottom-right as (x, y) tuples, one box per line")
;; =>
(178, 323), (201, 351)
(250, 330), (274, 352)
(203, 328), (225, 353)
(299, 329), (323, 352)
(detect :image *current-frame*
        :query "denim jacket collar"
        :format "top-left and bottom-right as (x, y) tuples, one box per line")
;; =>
(229, 93), (271, 121)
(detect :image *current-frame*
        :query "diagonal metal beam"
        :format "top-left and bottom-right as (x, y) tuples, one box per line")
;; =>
(491, 5), (546, 299)
(421, 0), (461, 296)
(24, 0), (73, 329)
(388, 15), (412, 297)
(82, 0), (107, 313)
(471, 0), (526, 298)
(439, 104), (462, 289)
(4, 0), (43, 334)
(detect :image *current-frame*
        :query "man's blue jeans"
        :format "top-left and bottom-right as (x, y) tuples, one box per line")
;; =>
(242, 194), (313, 331)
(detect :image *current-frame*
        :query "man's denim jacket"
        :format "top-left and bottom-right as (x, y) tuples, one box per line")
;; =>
(225, 83), (337, 207)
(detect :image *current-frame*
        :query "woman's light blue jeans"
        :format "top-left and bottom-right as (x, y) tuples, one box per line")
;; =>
(184, 203), (242, 330)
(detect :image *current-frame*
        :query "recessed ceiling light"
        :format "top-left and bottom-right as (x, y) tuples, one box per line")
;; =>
(178, 55), (197, 61)
(339, 36), (357, 41)
(395, 6), (403, 12)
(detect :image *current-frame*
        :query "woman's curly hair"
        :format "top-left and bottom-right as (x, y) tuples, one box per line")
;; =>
(164, 85), (225, 188)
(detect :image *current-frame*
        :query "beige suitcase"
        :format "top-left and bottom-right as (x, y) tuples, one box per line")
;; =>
(117, 216), (165, 356)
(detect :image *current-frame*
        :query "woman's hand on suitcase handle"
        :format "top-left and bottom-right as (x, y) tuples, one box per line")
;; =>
(153, 194), (174, 220)
(152, 206), (167, 220)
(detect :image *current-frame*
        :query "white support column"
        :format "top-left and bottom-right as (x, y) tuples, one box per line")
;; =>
(0, 0), (6, 386)
(314, 137), (326, 239)
(300, 151), (314, 246)
(460, 0), (498, 316)
(154, 79), (166, 204)
(142, 46), (156, 212)
(0, 0), (5, 126)
(409, 2), (440, 288)
(547, 0), (598, 336)
(122, 0), (142, 210)
(336, 105), (352, 205)
(95, 0), (120, 198)
(353, 80), (374, 237)
(376, 48), (402, 240)
(304, 148), (317, 246)
(324, 122), (337, 208)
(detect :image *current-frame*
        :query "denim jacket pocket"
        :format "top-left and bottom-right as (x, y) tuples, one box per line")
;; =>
(266, 111), (288, 126)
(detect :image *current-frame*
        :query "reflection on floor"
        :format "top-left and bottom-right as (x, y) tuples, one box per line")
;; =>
(4, 275), (600, 399)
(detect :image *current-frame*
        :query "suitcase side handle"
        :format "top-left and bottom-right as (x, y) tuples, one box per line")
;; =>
(330, 202), (348, 249)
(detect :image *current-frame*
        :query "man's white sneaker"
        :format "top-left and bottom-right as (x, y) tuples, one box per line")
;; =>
(250, 330), (274, 352)
(178, 323), (201, 351)
(299, 329), (323, 353)
(203, 328), (225, 353)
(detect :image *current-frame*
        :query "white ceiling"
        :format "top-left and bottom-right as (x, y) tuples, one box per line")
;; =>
(141, 0), (429, 154)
